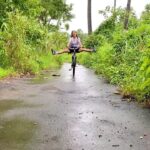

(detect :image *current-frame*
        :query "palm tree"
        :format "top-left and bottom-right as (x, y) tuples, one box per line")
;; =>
(124, 0), (132, 30)
(87, 0), (92, 34)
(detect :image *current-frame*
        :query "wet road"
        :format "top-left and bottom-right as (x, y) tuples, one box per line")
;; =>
(0, 63), (150, 150)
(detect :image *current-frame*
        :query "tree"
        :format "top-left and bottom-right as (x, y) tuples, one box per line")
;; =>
(141, 4), (150, 24)
(64, 23), (69, 31)
(40, 0), (73, 27)
(87, 0), (92, 34)
(124, 0), (131, 30)
(0, 0), (42, 28)
(114, 0), (116, 11)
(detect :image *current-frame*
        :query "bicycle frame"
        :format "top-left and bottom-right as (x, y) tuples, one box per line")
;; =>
(69, 48), (78, 77)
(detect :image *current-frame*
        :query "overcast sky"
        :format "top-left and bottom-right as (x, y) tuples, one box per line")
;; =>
(65, 0), (150, 33)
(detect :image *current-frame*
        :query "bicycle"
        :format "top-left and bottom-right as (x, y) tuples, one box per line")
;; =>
(69, 47), (78, 77)
(51, 47), (96, 77)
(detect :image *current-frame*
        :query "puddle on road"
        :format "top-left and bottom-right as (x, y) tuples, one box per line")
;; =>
(0, 100), (38, 114)
(30, 69), (60, 84)
(0, 117), (38, 150)
(0, 100), (39, 150)
(0, 100), (25, 114)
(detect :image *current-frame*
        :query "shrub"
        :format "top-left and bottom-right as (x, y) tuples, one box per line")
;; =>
(79, 15), (150, 102)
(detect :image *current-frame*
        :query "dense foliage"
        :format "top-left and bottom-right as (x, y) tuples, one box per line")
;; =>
(0, 0), (72, 77)
(79, 5), (150, 102)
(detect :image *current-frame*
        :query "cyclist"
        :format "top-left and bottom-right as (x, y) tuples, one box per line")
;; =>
(51, 30), (96, 55)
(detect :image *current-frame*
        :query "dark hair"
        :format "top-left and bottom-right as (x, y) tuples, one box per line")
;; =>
(71, 30), (78, 38)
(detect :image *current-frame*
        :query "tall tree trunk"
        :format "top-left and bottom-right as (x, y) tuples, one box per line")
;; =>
(87, 0), (92, 34)
(124, 0), (131, 30)
(114, 0), (116, 11)
(113, 0), (117, 19)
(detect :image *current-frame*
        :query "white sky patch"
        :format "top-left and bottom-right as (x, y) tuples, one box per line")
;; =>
(65, 0), (150, 33)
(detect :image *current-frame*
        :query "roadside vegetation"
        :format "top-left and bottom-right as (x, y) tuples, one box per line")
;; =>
(0, 0), (72, 79)
(79, 5), (150, 103)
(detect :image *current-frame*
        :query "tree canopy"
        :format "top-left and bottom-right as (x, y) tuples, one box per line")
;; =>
(0, 0), (73, 28)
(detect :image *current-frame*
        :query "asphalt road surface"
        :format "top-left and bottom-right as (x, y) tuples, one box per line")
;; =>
(0, 63), (150, 150)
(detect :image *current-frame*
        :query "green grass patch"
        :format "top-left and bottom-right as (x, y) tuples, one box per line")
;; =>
(0, 117), (38, 150)
(38, 53), (60, 69)
(0, 68), (15, 79)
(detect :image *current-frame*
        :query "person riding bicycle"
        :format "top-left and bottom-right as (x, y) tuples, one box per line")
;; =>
(51, 30), (96, 55)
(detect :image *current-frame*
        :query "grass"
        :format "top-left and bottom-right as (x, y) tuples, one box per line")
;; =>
(0, 68), (15, 79)
(38, 53), (60, 69)
(0, 53), (63, 79)
(0, 117), (38, 150)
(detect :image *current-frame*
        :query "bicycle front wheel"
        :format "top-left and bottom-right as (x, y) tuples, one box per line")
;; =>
(73, 66), (75, 77)
(72, 55), (76, 77)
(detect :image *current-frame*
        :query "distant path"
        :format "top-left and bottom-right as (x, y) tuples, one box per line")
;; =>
(0, 63), (150, 150)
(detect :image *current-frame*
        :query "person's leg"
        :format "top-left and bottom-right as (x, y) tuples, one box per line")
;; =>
(51, 48), (69, 55)
(79, 47), (93, 52)
(57, 48), (69, 54)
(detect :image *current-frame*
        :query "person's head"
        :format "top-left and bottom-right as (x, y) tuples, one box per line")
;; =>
(71, 30), (78, 38)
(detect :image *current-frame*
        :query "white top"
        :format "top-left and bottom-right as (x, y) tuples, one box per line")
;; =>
(68, 37), (82, 48)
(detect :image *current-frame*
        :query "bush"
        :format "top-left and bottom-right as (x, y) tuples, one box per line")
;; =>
(0, 11), (68, 74)
(1, 12), (37, 72)
(79, 15), (150, 102)
(0, 67), (15, 79)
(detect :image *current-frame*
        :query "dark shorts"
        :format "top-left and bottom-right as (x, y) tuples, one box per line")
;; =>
(69, 46), (80, 53)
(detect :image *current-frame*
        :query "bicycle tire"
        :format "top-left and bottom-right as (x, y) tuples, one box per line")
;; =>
(72, 49), (77, 77)
(73, 65), (75, 77)
(72, 56), (76, 77)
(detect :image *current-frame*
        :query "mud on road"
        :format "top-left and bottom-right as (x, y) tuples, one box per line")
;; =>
(0, 63), (150, 150)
